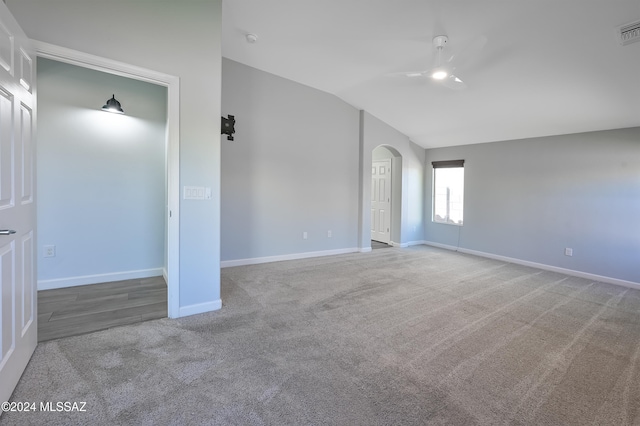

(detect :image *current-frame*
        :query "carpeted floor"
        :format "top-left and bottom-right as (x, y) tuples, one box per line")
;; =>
(2, 245), (640, 425)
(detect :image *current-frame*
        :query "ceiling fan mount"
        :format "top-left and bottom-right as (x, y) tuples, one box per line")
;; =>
(430, 35), (451, 81)
(391, 33), (485, 90)
(433, 35), (448, 49)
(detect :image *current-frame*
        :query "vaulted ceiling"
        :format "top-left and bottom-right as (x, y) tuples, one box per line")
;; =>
(222, 0), (640, 148)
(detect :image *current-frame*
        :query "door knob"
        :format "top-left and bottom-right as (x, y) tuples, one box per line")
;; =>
(0, 230), (16, 235)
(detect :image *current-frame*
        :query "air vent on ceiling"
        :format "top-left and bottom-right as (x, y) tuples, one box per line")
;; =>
(617, 20), (640, 45)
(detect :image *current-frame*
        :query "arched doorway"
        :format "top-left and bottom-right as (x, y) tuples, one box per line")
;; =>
(358, 110), (424, 253)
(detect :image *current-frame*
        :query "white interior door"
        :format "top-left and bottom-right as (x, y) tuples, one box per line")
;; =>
(0, 3), (37, 404)
(371, 159), (391, 244)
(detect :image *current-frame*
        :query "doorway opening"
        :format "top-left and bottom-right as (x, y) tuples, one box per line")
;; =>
(34, 42), (180, 322)
(36, 58), (168, 339)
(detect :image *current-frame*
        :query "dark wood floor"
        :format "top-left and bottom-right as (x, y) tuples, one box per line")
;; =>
(371, 240), (392, 249)
(38, 276), (167, 342)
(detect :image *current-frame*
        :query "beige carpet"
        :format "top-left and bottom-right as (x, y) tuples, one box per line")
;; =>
(2, 245), (640, 425)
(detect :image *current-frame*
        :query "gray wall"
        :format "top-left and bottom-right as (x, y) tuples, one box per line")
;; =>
(424, 127), (640, 283)
(221, 59), (360, 261)
(37, 58), (166, 287)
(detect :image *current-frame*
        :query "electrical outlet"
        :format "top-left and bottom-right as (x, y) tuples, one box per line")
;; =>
(327, 230), (332, 238)
(303, 232), (308, 240)
(44, 245), (56, 258)
(565, 248), (573, 257)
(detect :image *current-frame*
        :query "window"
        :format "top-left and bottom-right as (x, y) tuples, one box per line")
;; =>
(432, 160), (464, 225)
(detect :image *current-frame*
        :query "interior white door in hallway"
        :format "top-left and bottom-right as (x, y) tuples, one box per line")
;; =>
(0, 3), (37, 404)
(371, 159), (391, 244)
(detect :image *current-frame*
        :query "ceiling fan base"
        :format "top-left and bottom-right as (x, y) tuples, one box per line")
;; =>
(433, 35), (448, 48)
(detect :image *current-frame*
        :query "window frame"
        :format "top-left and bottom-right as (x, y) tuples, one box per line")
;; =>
(432, 160), (465, 226)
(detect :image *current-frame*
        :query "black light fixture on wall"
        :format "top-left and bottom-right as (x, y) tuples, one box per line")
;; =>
(102, 94), (124, 114)
(221, 114), (235, 141)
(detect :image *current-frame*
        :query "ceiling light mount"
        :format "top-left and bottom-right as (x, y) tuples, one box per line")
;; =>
(433, 35), (448, 49)
(245, 33), (258, 44)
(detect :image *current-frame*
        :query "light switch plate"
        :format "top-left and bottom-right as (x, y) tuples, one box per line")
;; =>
(184, 186), (205, 200)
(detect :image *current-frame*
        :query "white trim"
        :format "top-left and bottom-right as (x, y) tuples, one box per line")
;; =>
(390, 240), (425, 248)
(422, 241), (640, 290)
(360, 247), (373, 253)
(221, 248), (360, 268)
(33, 41), (174, 86)
(34, 41), (181, 318)
(422, 241), (458, 251)
(38, 268), (163, 291)
(165, 71), (181, 319)
(179, 299), (222, 317)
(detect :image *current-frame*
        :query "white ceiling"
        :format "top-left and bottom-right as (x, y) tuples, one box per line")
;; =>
(222, 0), (640, 149)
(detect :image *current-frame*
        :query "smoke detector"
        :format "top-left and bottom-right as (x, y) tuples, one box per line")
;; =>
(245, 33), (258, 44)
(617, 20), (640, 46)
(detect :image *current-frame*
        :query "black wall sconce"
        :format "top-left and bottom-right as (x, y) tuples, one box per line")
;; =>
(221, 114), (235, 141)
(102, 94), (124, 114)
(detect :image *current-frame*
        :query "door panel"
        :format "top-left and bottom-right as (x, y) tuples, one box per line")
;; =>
(371, 166), (377, 233)
(20, 104), (33, 203)
(0, 24), (11, 72)
(0, 2), (36, 405)
(0, 241), (14, 363)
(21, 232), (34, 331)
(0, 88), (11, 209)
(371, 159), (391, 244)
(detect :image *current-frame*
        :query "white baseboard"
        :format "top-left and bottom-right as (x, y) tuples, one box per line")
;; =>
(422, 241), (458, 251)
(422, 241), (640, 290)
(221, 247), (360, 268)
(391, 240), (426, 248)
(178, 299), (222, 317)
(38, 268), (164, 290)
(360, 247), (373, 253)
